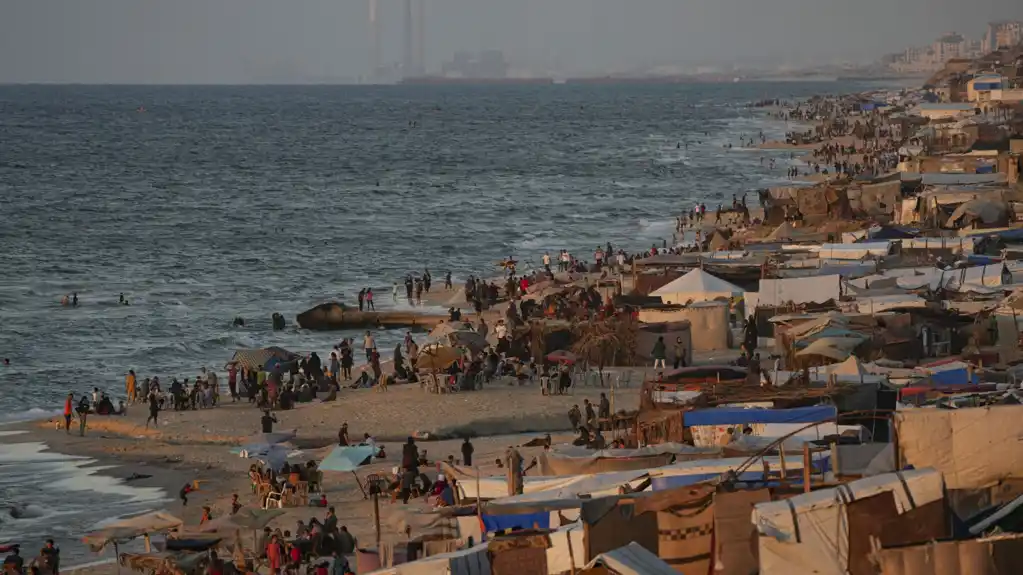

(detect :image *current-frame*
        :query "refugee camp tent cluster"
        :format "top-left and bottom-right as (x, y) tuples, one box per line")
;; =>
(366, 401), (1023, 575)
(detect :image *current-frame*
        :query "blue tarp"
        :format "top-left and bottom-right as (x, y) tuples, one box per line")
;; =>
(928, 368), (980, 386)
(319, 445), (378, 472)
(651, 457), (832, 490)
(482, 512), (549, 533)
(684, 405), (836, 427)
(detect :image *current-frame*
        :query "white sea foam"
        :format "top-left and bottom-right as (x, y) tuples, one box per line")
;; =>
(0, 408), (62, 425)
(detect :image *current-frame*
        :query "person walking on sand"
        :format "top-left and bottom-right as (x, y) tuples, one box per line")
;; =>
(461, 437), (474, 466)
(444, 271), (452, 290)
(392, 282), (399, 303)
(365, 288), (375, 311)
(63, 392), (74, 434)
(146, 390), (160, 428)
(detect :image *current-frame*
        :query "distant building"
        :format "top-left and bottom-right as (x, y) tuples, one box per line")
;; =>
(984, 21), (1023, 51)
(933, 33), (967, 63)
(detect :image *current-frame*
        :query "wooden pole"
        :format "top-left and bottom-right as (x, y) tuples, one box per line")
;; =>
(831, 441), (840, 480)
(779, 447), (788, 488)
(802, 442), (812, 493)
(475, 466), (483, 539)
(566, 526), (578, 575)
(373, 492), (381, 548)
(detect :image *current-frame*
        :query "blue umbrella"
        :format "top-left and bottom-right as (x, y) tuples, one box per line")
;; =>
(318, 445), (379, 498)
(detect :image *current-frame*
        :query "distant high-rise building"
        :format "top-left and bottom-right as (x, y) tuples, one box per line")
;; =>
(403, 0), (414, 78)
(368, 0), (380, 81)
(415, 0), (426, 76)
(985, 21), (1023, 51)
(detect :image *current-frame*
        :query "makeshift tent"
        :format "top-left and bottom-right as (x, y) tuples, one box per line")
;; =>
(945, 199), (1009, 228)
(757, 275), (842, 308)
(637, 302), (731, 352)
(417, 345), (463, 371)
(119, 551), (207, 575)
(650, 268), (745, 305)
(754, 468), (945, 575)
(83, 511), (183, 552)
(580, 542), (678, 575)
(766, 221), (798, 241)
(895, 405), (1023, 489)
(817, 242), (892, 260)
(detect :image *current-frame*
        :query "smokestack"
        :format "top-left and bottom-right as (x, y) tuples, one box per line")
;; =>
(403, 0), (414, 78)
(415, 0), (426, 75)
(368, 0), (379, 81)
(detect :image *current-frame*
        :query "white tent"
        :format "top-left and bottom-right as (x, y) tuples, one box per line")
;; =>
(650, 268), (744, 304)
(753, 468), (944, 575)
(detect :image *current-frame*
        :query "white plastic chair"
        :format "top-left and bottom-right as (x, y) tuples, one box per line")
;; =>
(263, 490), (284, 510)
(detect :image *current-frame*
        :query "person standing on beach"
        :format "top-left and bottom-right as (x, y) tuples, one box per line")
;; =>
(415, 278), (424, 305)
(365, 288), (375, 311)
(126, 370), (137, 403)
(63, 392), (74, 434)
(330, 352), (341, 386)
(444, 271), (452, 290)
(146, 390), (160, 428)
(75, 395), (90, 436)
(461, 438), (474, 466)
(363, 331), (376, 362)
(392, 282), (399, 303)
(340, 339), (354, 380)
(357, 289), (365, 312)
(227, 364), (238, 401)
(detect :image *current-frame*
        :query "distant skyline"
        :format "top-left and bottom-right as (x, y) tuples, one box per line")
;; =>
(2, 0), (1022, 83)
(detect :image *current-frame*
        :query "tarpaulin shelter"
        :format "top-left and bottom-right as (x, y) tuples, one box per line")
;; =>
(635, 321), (692, 366)
(754, 468), (945, 575)
(637, 302), (731, 352)
(83, 511), (184, 553)
(945, 198), (1010, 228)
(873, 533), (1023, 575)
(895, 405), (1023, 490)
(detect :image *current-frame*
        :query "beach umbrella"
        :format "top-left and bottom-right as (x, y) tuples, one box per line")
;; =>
(319, 444), (379, 498)
(416, 345), (462, 371)
(546, 350), (578, 365)
(241, 430), (296, 446)
(195, 507), (286, 552)
(447, 330), (487, 353)
(238, 444), (291, 471)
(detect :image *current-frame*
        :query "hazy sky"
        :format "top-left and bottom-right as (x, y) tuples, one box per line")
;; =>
(2, 0), (1022, 83)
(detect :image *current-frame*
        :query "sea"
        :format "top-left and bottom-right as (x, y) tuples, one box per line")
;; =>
(0, 80), (873, 561)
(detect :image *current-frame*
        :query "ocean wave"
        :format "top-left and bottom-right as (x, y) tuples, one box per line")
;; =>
(0, 408), (62, 425)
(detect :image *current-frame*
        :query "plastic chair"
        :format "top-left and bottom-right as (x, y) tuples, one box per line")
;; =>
(263, 490), (284, 509)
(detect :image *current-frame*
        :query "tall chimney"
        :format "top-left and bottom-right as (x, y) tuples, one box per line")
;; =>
(368, 0), (380, 81)
(403, 0), (414, 78)
(415, 0), (426, 75)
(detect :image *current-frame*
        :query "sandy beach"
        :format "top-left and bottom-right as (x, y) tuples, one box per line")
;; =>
(9, 380), (638, 572)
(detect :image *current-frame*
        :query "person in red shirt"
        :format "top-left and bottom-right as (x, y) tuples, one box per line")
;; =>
(63, 393), (74, 433)
(288, 543), (301, 570)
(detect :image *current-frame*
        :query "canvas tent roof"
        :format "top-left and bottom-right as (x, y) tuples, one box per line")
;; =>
(583, 542), (678, 575)
(649, 268), (744, 303)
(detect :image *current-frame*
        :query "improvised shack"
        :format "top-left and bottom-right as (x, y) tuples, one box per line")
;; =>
(637, 302), (732, 352)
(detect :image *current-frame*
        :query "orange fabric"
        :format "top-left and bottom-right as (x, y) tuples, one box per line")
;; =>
(64, 397), (73, 416)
